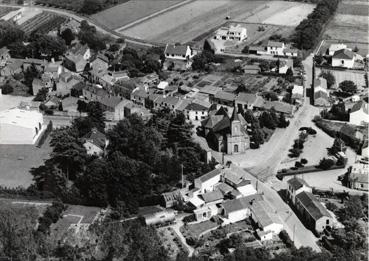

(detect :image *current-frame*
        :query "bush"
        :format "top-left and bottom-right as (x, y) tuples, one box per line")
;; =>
(295, 161), (303, 168)
(318, 158), (335, 170)
(300, 158), (308, 164)
(279, 230), (293, 248)
(325, 202), (338, 212)
(0, 83), (13, 94)
(38, 201), (66, 234)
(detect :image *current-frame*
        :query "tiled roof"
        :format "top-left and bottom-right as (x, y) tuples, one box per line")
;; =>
(214, 91), (236, 102)
(333, 49), (354, 60)
(351, 100), (368, 114)
(165, 44), (189, 56)
(267, 41), (284, 48)
(222, 194), (263, 213)
(198, 168), (222, 183)
(201, 189), (223, 203)
(251, 200), (282, 228)
(236, 93), (257, 104)
(296, 191), (331, 220)
(185, 102), (208, 111)
(287, 177), (308, 190)
(314, 77), (328, 90)
(84, 128), (106, 149)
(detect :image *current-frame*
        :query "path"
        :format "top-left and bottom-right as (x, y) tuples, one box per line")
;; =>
(169, 218), (195, 257)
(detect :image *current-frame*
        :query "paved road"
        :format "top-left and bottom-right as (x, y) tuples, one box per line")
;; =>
(229, 165), (321, 252)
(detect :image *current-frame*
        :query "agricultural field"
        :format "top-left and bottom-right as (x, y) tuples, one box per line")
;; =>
(0, 6), (17, 18)
(323, 0), (368, 46)
(19, 12), (67, 35)
(119, 0), (314, 44)
(91, 0), (185, 30)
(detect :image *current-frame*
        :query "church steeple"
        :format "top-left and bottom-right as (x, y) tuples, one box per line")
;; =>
(231, 106), (240, 122)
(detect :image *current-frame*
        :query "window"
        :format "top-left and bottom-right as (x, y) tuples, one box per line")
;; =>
(341, 60), (344, 65)
(326, 219), (329, 225)
(234, 144), (239, 153)
(361, 184), (364, 188)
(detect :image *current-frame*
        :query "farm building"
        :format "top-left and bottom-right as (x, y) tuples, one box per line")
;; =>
(349, 100), (369, 126)
(194, 168), (223, 194)
(295, 191), (333, 234)
(250, 200), (283, 234)
(332, 49), (355, 69)
(0, 107), (44, 144)
(221, 194), (263, 223)
(287, 177), (312, 204)
(164, 44), (194, 61)
(140, 206), (176, 226)
(214, 24), (247, 42)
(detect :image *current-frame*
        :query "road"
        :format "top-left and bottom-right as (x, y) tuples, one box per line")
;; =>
(0, 3), (156, 47)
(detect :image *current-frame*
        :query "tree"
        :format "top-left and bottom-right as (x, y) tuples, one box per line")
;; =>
(80, 0), (104, 14)
(33, 88), (49, 102)
(60, 28), (75, 45)
(339, 80), (357, 94)
(0, 21), (24, 48)
(320, 70), (336, 88)
(242, 45), (249, 54)
(329, 137), (345, 155)
(293, 57), (302, 68)
(0, 83), (13, 94)
(29, 34), (67, 59)
(259, 60), (270, 72)
(318, 158), (335, 170)
(285, 67), (294, 82)
(191, 50), (217, 71)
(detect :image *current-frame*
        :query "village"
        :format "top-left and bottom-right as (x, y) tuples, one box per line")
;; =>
(0, 0), (368, 260)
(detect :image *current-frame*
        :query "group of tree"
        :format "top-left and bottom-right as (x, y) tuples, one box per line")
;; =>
(0, 20), (24, 48)
(320, 101), (348, 121)
(292, 0), (339, 50)
(31, 106), (213, 214)
(320, 70), (336, 88)
(78, 20), (112, 51)
(289, 131), (308, 158)
(339, 80), (357, 94)
(191, 50), (223, 71)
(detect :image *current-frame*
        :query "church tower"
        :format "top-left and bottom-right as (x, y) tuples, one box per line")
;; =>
(231, 106), (242, 137)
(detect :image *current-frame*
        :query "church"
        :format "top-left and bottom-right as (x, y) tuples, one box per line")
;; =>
(201, 106), (250, 154)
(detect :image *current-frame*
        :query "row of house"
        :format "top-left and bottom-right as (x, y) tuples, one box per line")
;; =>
(249, 41), (298, 57)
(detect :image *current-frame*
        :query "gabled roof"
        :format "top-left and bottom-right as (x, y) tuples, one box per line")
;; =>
(214, 91), (236, 102)
(287, 177), (308, 190)
(222, 194), (263, 213)
(296, 191), (331, 220)
(333, 49), (354, 60)
(201, 115), (224, 129)
(314, 91), (329, 100)
(201, 190), (223, 203)
(215, 182), (234, 195)
(250, 200), (282, 228)
(350, 100), (368, 114)
(231, 106), (240, 122)
(236, 93), (257, 104)
(267, 41), (284, 48)
(165, 44), (189, 56)
(197, 168), (222, 183)
(132, 89), (149, 99)
(84, 128), (106, 149)
(185, 102), (208, 111)
(314, 77), (328, 90)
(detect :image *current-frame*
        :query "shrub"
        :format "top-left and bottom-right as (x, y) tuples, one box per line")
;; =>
(0, 83), (13, 94)
(318, 158), (335, 170)
(38, 201), (66, 234)
(295, 161), (303, 168)
(279, 230), (293, 248)
(300, 158), (308, 164)
(325, 202), (338, 212)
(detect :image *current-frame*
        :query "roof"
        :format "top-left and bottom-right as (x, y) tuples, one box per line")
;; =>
(264, 101), (294, 114)
(350, 100), (368, 114)
(314, 91), (329, 100)
(197, 168), (222, 183)
(165, 44), (189, 56)
(6, 59), (23, 71)
(200, 85), (219, 95)
(295, 191), (331, 220)
(0, 47), (9, 56)
(249, 46), (265, 52)
(333, 49), (354, 60)
(314, 77), (328, 90)
(70, 44), (89, 56)
(0, 108), (43, 129)
(214, 91), (236, 102)
(84, 128), (106, 149)
(216, 182), (234, 195)
(222, 194), (263, 213)
(287, 177), (308, 190)
(267, 41), (284, 48)
(292, 85), (304, 95)
(201, 114), (224, 129)
(251, 200), (282, 228)
(201, 190), (223, 203)
(224, 169), (244, 185)
(132, 89), (149, 99)
(231, 106), (240, 122)
(189, 196), (205, 208)
(236, 93), (257, 104)
(185, 102), (208, 111)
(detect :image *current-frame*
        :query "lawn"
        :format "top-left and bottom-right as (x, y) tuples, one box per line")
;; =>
(337, 3), (369, 16)
(316, 67), (367, 89)
(181, 220), (218, 239)
(158, 227), (187, 259)
(0, 136), (52, 188)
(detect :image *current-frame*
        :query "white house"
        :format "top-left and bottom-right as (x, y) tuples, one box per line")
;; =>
(266, 41), (285, 56)
(250, 200), (284, 234)
(214, 24), (247, 42)
(328, 43), (348, 56)
(349, 100), (369, 126)
(332, 49), (355, 68)
(83, 128), (108, 156)
(287, 177), (312, 204)
(221, 194), (263, 223)
(236, 180), (257, 197)
(194, 168), (222, 193)
(0, 108), (44, 144)
(164, 44), (194, 61)
(185, 100), (210, 122)
(292, 85), (304, 101)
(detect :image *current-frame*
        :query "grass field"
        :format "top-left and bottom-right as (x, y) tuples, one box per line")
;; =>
(316, 68), (367, 89)
(0, 137), (51, 188)
(91, 0), (185, 30)
(324, 0), (368, 44)
(120, 0), (314, 44)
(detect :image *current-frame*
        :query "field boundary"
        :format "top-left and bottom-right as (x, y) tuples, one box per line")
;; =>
(115, 0), (195, 32)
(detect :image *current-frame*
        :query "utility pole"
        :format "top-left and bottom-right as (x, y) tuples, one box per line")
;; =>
(293, 224), (296, 244)
(181, 164), (184, 189)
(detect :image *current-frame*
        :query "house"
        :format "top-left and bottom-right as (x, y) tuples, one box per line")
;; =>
(349, 100), (369, 126)
(201, 189), (224, 205)
(124, 102), (152, 122)
(283, 48), (298, 57)
(44, 61), (63, 80)
(332, 49), (355, 69)
(194, 168), (223, 193)
(250, 200), (283, 234)
(201, 106), (250, 154)
(44, 96), (60, 109)
(254, 100), (295, 116)
(347, 162), (368, 191)
(64, 54), (88, 72)
(153, 96), (181, 110)
(32, 78), (45, 96)
(266, 41), (285, 56)
(328, 43), (347, 56)
(277, 59), (293, 74)
(131, 88), (149, 107)
(22, 58), (47, 72)
(68, 44), (91, 61)
(212, 91), (236, 107)
(235, 93), (257, 111)
(236, 180), (257, 197)
(1, 59), (23, 76)
(292, 85), (304, 103)
(0, 47), (11, 67)
(90, 54), (109, 73)
(83, 128), (108, 156)
(287, 177), (312, 204)
(56, 73), (82, 96)
(221, 194), (263, 223)
(0, 108), (44, 144)
(184, 100), (210, 122)
(164, 44), (194, 61)
(313, 78), (330, 107)
(295, 191), (333, 234)
(194, 205), (219, 222)
(162, 189), (185, 208)
(214, 24), (247, 41)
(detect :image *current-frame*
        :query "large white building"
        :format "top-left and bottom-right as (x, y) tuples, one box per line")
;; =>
(214, 24), (247, 42)
(349, 100), (369, 126)
(332, 49), (355, 68)
(0, 108), (44, 144)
